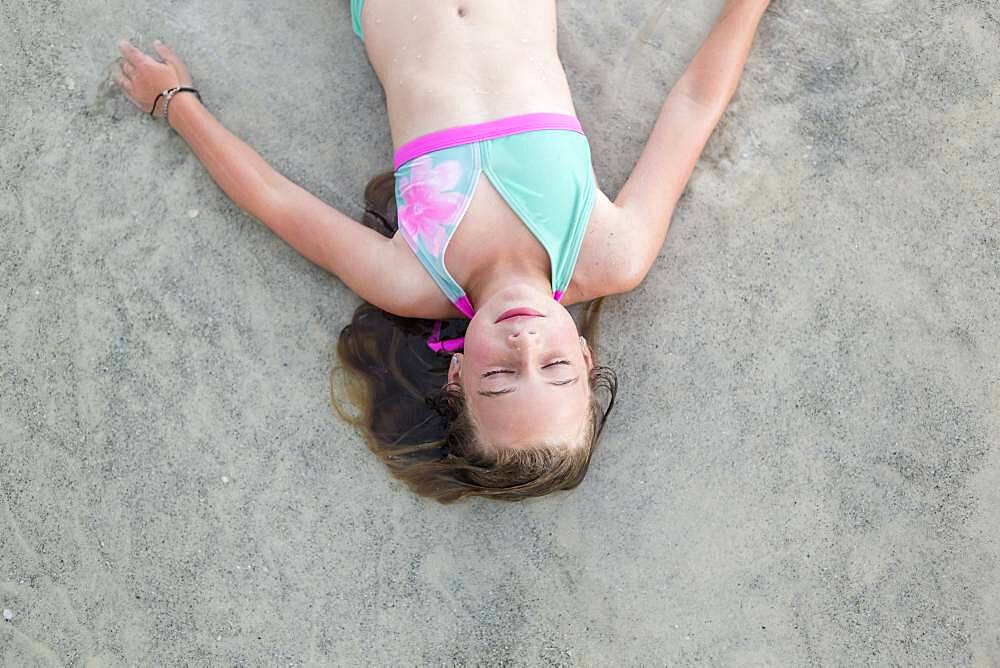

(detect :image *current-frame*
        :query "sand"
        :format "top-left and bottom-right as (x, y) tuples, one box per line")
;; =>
(1, 0), (998, 663)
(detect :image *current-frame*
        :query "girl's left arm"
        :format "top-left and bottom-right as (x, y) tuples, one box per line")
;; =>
(597, 0), (772, 293)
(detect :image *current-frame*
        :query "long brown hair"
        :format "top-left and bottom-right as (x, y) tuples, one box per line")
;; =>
(330, 170), (618, 503)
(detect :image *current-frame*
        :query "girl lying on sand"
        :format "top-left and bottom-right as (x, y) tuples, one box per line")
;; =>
(114, 0), (772, 502)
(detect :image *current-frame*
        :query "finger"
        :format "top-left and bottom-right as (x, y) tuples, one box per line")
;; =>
(113, 69), (140, 106)
(118, 38), (154, 68)
(152, 40), (180, 65)
(122, 60), (136, 78)
(112, 63), (129, 87)
(153, 41), (193, 84)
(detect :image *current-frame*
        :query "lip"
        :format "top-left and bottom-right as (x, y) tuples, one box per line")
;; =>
(495, 307), (545, 324)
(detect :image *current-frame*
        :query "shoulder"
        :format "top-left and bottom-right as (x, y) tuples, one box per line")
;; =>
(561, 189), (645, 303)
(375, 233), (468, 320)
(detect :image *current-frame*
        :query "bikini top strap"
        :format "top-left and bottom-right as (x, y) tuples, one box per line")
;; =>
(426, 320), (465, 353)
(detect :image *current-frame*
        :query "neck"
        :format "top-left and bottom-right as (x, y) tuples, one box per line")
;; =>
(463, 258), (552, 311)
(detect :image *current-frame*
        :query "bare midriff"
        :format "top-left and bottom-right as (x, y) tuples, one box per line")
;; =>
(359, 0), (577, 149)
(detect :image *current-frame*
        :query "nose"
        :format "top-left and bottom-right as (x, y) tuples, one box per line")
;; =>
(507, 327), (539, 346)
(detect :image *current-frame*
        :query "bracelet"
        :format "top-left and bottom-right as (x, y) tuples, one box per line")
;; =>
(150, 86), (177, 117)
(150, 86), (202, 120)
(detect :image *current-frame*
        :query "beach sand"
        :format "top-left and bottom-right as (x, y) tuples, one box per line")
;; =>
(2, 0), (998, 663)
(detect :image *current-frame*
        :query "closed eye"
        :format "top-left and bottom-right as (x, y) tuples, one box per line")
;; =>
(482, 360), (571, 377)
(477, 375), (580, 397)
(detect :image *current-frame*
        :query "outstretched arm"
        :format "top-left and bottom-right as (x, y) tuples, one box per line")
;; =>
(603, 0), (771, 291)
(114, 39), (437, 316)
(164, 92), (428, 308)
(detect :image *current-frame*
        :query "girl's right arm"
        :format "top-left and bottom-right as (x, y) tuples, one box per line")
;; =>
(164, 92), (439, 315)
(115, 39), (440, 316)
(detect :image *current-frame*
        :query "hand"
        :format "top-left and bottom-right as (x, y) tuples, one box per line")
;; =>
(114, 39), (194, 116)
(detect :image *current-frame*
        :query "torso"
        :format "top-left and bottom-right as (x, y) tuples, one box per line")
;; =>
(359, 0), (620, 316)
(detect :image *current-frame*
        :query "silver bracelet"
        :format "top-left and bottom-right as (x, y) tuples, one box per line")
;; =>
(161, 86), (202, 122)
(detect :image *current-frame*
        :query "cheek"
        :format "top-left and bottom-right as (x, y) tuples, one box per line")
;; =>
(551, 322), (582, 350)
(465, 338), (505, 366)
(462, 322), (502, 359)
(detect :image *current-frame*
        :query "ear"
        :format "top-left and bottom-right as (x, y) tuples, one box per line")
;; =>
(581, 337), (594, 371)
(447, 353), (464, 386)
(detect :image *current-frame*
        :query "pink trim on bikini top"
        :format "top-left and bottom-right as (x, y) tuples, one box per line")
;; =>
(393, 112), (585, 170)
(394, 112), (583, 353)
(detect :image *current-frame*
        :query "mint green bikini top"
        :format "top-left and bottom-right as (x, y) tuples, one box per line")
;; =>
(392, 114), (598, 345)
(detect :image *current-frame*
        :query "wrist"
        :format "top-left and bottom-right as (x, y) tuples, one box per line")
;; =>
(165, 89), (202, 129)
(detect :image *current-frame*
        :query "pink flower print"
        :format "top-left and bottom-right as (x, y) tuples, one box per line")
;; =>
(397, 157), (467, 255)
(408, 155), (462, 191)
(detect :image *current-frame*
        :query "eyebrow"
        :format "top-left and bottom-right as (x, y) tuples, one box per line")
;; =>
(477, 376), (579, 397)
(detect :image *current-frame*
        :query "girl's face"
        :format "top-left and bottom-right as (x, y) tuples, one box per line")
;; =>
(448, 284), (594, 448)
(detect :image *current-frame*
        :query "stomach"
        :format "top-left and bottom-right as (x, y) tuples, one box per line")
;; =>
(358, 0), (578, 149)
